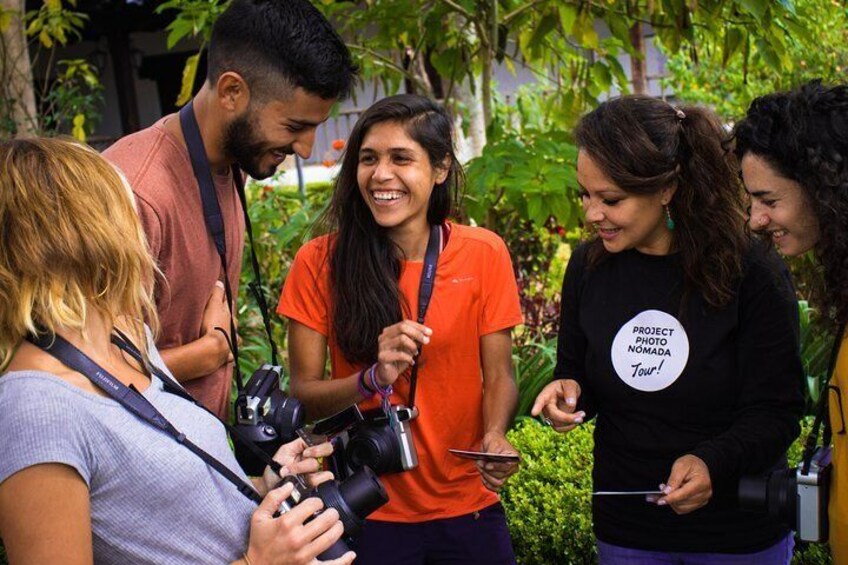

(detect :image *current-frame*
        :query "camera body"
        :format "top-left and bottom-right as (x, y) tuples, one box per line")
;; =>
(344, 405), (419, 476)
(738, 446), (832, 542)
(275, 467), (389, 560)
(233, 364), (305, 475)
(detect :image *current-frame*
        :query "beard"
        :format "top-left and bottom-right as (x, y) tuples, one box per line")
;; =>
(222, 111), (291, 180)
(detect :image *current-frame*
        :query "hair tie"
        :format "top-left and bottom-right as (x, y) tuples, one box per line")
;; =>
(675, 108), (686, 121)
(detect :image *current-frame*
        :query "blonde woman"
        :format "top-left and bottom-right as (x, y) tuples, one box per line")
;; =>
(0, 138), (352, 565)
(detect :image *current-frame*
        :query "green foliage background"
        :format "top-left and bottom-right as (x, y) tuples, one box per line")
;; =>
(663, 0), (848, 120)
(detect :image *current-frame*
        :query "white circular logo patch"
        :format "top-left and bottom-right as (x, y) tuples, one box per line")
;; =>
(610, 309), (689, 392)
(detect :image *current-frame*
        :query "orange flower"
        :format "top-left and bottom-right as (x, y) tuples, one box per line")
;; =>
(323, 159), (336, 168)
(332, 139), (345, 151)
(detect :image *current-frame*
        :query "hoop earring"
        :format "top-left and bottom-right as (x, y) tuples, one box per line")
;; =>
(665, 205), (675, 231)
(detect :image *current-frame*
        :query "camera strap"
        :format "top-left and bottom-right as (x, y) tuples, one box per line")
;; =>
(108, 329), (284, 477)
(802, 323), (845, 474)
(178, 102), (279, 396)
(28, 331), (268, 504)
(407, 223), (442, 410)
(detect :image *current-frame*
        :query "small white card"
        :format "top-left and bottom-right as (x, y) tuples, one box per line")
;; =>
(592, 490), (664, 496)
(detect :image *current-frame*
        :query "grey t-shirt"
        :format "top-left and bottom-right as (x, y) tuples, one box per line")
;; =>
(0, 345), (256, 564)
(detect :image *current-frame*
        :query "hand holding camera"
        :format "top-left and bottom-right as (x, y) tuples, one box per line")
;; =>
(260, 438), (335, 496)
(376, 320), (432, 387)
(244, 480), (355, 565)
(531, 378), (586, 433)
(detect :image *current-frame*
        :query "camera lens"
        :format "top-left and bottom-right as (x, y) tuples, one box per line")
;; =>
(270, 391), (306, 442)
(738, 468), (797, 529)
(346, 425), (402, 475)
(316, 466), (389, 536)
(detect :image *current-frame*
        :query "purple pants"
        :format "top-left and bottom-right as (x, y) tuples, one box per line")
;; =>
(597, 534), (794, 565)
(350, 502), (517, 565)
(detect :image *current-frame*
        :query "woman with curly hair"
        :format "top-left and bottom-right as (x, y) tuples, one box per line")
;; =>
(734, 80), (848, 563)
(532, 96), (804, 563)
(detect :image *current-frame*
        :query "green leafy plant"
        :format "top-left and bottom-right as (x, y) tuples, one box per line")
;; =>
(798, 300), (836, 415)
(502, 419), (596, 564)
(514, 337), (557, 417)
(464, 86), (579, 231)
(664, 0), (848, 120)
(155, 0), (229, 105)
(1, 0), (102, 140)
(40, 58), (102, 140)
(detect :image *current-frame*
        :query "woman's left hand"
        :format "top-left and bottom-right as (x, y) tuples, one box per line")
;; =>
(261, 439), (335, 495)
(475, 432), (520, 492)
(652, 454), (713, 515)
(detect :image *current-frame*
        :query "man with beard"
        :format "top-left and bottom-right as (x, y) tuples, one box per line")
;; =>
(105, 0), (357, 419)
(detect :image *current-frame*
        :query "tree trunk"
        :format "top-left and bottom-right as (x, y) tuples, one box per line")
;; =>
(455, 74), (486, 161)
(628, 20), (648, 95)
(1, 0), (37, 136)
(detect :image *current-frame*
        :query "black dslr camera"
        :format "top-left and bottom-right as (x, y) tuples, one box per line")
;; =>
(274, 467), (389, 560)
(344, 405), (419, 476)
(738, 447), (832, 542)
(233, 364), (305, 476)
(299, 403), (419, 479)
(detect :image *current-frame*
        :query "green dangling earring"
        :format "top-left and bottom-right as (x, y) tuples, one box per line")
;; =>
(664, 204), (675, 231)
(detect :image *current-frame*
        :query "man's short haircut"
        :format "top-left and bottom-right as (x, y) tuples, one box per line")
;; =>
(207, 0), (357, 102)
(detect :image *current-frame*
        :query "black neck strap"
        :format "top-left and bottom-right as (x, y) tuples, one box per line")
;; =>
(407, 224), (441, 409)
(802, 323), (845, 474)
(231, 166), (279, 366)
(28, 332), (280, 504)
(178, 102), (278, 394)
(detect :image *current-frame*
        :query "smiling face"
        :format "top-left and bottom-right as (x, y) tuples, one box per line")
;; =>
(356, 120), (448, 234)
(577, 150), (675, 256)
(741, 153), (820, 256)
(223, 87), (335, 179)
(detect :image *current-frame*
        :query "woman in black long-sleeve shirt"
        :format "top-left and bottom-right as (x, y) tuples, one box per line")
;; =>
(532, 96), (804, 563)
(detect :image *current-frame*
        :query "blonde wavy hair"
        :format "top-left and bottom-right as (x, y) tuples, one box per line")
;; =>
(0, 137), (159, 367)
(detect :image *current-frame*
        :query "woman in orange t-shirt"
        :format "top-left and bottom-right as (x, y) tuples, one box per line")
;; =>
(278, 94), (523, 564)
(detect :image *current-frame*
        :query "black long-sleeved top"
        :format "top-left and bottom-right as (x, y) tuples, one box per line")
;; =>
(555, 240), (804, 553)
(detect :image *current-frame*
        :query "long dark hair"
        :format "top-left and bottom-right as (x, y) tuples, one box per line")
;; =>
(733, 80), (848, 324)
(322, 94), (462, 365)
(575, 96), (748, 309)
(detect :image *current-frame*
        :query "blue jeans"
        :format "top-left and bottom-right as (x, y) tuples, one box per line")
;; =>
(597, 534), (794, 565)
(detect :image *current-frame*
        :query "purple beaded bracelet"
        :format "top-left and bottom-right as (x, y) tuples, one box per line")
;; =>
(357, 366), (376, 399)
(367, 363), (392, 397)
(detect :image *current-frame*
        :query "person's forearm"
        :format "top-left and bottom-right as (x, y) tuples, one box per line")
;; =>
(292, 372), (372, 422)
(159, 333), (228, 382)
(250, 476), (267, 497)
(482, 372), (518, 437)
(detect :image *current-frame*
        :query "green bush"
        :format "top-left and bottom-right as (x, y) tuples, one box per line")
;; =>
(502, 418), (596, 564)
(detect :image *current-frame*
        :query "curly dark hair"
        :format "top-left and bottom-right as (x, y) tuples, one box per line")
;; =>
(733, 80), (848, 324)
(575, 96), (748, 309)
